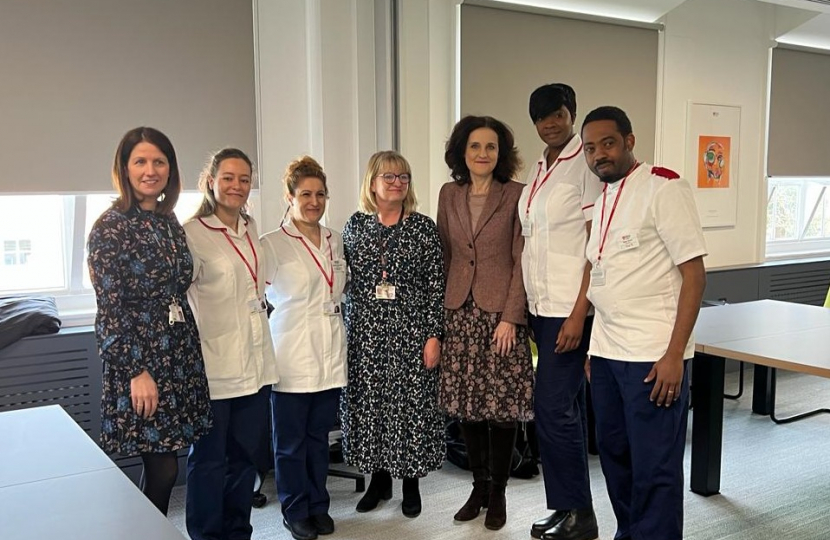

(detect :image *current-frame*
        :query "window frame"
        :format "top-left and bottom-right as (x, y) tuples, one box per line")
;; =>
(0, 191), (262, 327)
(766, 176), (830, 259)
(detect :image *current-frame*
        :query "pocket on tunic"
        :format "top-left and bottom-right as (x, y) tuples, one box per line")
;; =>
(200, 332), (243, 382)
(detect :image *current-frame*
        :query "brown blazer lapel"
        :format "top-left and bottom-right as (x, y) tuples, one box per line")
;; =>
(473, 181), (505, 240)
(452, 183), (475, 244)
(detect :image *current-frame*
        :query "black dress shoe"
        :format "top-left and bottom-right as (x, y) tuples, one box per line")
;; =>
(401, 477), (421, 518)
(540, 508), (598, 540)
(283, 517), (318, 540)
(309, 513), (335, 535)
(531, 510), (569, 539)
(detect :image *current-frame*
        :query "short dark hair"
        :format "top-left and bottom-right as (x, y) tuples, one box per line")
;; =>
(529, 83), (577, 123)
(444, 115), (521, 185)
(112, 127), (181, 215)
(582, 106), (633, 137)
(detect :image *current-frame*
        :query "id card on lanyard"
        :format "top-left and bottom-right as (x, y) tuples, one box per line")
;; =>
(375, 208), (403, 301)
(593, 162), (640, 287)
(145, 216), (186, 325)
(281, 226), (340, 315)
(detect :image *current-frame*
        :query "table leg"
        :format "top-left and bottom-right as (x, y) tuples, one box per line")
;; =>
(752, 365), (773, 415)
(691, 352), (724, 496)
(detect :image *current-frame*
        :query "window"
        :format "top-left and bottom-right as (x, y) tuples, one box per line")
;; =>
(80, 192), (205, 290)
(0, 191), (258, 326)
(766, 177), (830, 258)
(0, 196), (67, 292)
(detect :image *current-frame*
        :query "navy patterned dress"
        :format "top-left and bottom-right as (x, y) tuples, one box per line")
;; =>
(340, 211), (446, 478)
(88, 206), (212, 456)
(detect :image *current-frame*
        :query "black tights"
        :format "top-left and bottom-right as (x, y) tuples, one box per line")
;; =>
(139, 451), (178, 515)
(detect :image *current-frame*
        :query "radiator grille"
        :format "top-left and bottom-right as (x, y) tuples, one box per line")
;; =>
(762, 266), (830, 306)
(0, 331), (101, 440)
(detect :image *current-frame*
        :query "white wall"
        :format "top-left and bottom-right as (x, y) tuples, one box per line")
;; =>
(257, 0), (820, 269)
(397, 0), (460, 218)
(394, 0), (816, 269)
(658, 0), (775, 268)
(254, 0), (390, 233)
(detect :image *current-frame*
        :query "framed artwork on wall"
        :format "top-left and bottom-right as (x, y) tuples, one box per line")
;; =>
(685, 102), (741, 228)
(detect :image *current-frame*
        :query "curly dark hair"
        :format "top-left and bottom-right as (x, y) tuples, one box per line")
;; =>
(444, 115), (521, 185)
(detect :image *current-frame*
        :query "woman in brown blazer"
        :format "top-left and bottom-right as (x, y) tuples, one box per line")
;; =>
(437, 115), (534, 531)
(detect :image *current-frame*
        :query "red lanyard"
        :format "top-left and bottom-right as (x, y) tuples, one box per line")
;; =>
(198, 218), (259, 289)
(597, 162), (640, 265)
(281, 226), (334, 295)
(524, 142), (583, 215)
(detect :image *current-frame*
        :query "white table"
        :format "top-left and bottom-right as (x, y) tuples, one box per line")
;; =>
(690, 300), (830, 495)
(0, 405), (187, 540)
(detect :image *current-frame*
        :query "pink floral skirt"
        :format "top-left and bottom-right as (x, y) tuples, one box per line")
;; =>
(439, 295), (534, 422)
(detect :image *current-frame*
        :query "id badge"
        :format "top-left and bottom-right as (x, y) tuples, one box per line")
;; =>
(618, 231), (639, 251)
(375, 282), (396, 300)
(590, 266), (606, 287)
(323, 301), (341, 315)
(521, 217), (532, 237)
(332, 259), (347, 273)
(168, 302), (185, 325)
(248, 297), (267, 313)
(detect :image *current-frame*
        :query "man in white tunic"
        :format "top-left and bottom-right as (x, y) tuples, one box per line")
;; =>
(581, 106), (707, 540)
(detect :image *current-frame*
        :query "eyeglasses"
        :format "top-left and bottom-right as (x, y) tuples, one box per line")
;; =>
(376, 173), (412, 184)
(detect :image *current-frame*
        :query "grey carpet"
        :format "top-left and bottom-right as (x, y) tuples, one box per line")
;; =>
(167, 368), (830, 539)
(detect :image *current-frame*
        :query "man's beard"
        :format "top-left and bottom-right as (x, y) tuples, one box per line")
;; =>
(599, 172), (625, 184)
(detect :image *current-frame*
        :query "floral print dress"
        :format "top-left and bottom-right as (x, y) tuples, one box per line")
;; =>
(88, 206), (212, 455)
(340, 212), (446, 478)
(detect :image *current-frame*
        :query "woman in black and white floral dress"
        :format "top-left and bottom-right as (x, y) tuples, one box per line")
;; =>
(340, 150), (445, 520)
(88, 127), (212, 515)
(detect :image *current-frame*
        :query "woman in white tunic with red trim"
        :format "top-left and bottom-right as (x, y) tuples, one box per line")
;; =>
(184, 148), (279, 540)
(260, 156), (348, 540)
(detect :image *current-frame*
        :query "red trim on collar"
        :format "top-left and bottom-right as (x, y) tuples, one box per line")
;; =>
(558, 142), (583, 161)
(197, 215), (250, 231)
(280, 225), (332, 241)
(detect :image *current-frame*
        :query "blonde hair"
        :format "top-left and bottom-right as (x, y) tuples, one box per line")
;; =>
(283, 156), (327, 198)
(358, 150), (418, 215)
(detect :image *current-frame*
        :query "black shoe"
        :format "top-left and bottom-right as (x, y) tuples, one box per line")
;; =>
(540, 508), (598, 540)
(309, 513), (335, 535)
(531, 510), (569, 539)
(401, 477), (421, 518)
(283, 517), (318, 540)
(356, 470), (393, 512)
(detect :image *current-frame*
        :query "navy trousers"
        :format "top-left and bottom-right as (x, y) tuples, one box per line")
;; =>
(530, 314), (593, 510)
(590, 357), (690, 540)
(186, 386), (270, 540)
(270, 388), (340, 522)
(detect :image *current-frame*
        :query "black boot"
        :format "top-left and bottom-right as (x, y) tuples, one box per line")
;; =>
(484, 422), (516, 531)
(355, 470), (392, 513)
(401, 477), (421, 517)
(454, 421), (490, 521)
(540, 507), (599, 540)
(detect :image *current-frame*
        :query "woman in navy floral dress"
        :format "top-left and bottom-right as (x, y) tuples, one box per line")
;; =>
(340, 150), (446, 519)
(87, 127), (212, 515)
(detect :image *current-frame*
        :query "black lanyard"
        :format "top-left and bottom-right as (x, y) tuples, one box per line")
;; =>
(143, 213), (180, 295)
(377, 207), (404, 282)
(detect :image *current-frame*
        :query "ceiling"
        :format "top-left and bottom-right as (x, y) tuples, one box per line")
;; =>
(488, 0), (830, 49)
